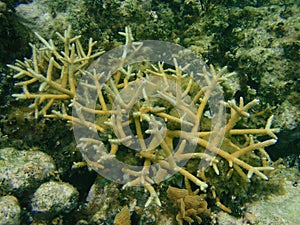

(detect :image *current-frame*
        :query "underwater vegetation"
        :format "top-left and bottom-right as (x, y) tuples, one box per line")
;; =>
(7, 26), (285, 224)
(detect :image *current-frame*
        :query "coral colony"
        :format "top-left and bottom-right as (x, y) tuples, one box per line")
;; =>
(9, 26), (280, 224)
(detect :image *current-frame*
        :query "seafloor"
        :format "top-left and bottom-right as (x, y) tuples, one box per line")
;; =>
(0, 0), (299, 225)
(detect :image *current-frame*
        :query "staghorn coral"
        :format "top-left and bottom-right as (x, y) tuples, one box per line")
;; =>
(9, 26), (281, 223)
(8, 26), (104, 119)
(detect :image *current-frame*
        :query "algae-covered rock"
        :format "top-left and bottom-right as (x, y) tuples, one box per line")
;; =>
(31, 181), (79, 220)
(86, 178), (175, 225)
(0, 1), (30, 65)
(0, 147), (56, 196)
(86, 179), (123, 224)
(0, 195), (21, 225)
(15, 0), (85, 37)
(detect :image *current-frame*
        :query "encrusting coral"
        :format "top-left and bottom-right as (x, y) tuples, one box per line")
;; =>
(9, 26), (280, 224)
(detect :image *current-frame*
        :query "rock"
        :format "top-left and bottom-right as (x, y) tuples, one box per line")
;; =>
(31, 181), (79, 219)
(217, 167), (300, 225)
(15, 0), (54, 34)
(244, 179), (300, 225)
(15, 0), (84, 37)
(0, 147), (56, 196)
(86, 179), (121, 224)
(0, 195), (21, 225)
(0, 0), (30, 64)
(0, 2), (6, 13)
(86, 178), (174, 225)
